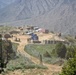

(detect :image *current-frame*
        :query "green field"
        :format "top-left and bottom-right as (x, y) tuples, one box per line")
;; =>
(25, 44), (55, 57)
(25, 44), (63, 64)
(7, 56), (47, 71)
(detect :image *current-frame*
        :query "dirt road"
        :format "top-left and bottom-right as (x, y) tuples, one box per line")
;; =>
(8, 33), (62, 75)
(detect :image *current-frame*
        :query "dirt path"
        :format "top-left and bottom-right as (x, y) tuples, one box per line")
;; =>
(8, 33), (62, 75)
(10, 34), (40, 64)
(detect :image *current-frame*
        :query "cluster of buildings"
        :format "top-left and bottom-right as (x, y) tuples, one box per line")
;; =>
(6, 25), (70, 45)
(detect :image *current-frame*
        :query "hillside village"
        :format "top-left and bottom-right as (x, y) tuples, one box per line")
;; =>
(0, 0), (76, 75)
(0, 22), (76, 75)
(0, 25), (73, 75)
(7, 25), (68, 44)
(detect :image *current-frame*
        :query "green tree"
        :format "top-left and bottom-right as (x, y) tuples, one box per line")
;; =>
(60, 46), (76, 75)
(51, 49), (58, 57)
(60, 57), (76, 75)
(55, 42), (67, 58)
(65, 46), (76, 59)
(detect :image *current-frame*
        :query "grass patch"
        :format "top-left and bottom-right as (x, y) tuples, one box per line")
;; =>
(25, 44), (55, 58)
(7, 56), (47, 71)
(65, 36), (76, 44)
(24, 44), (63, 64)
(12, 43), (19, 52)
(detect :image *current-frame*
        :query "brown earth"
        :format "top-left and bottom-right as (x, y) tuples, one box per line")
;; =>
(6, 33), (62, 75)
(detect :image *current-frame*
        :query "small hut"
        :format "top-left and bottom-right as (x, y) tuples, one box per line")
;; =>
(39, 28), (49, 33)
(31, 34), (39, 41)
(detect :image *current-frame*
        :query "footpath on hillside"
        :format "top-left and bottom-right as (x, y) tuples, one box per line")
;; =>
(9, 34), (62, 75)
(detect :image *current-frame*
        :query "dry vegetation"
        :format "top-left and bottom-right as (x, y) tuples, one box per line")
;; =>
(0, 26), (63, 75)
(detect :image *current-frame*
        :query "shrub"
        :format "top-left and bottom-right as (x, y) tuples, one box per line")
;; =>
(65, 46), (76, 59)
(6, 55), (47, 71)
(43, 51), (51, 57)
(51, 49), (58, 57)
(60, 45), (76, 75)
(55, 43), (67, 58)
(60, 57), (76, 75)
(65, 36), (76, 44)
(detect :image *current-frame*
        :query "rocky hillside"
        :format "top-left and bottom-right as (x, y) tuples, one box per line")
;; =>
(0, 0), (76, 35)
(0, 0), (60, 22)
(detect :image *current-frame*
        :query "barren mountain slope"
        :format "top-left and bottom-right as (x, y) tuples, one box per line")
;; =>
(0, 0), (76, 35)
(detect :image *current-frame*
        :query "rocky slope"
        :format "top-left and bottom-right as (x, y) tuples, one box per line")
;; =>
(0, 0), (76, 35)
